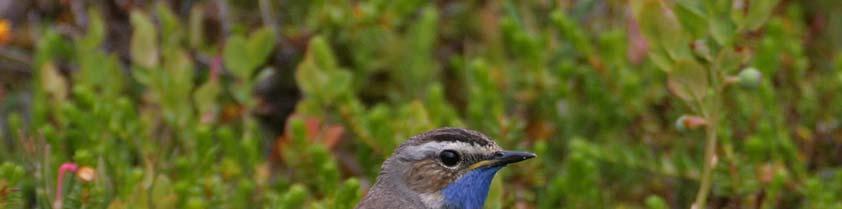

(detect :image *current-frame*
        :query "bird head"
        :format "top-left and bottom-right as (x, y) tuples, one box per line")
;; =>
(376, 128), (535, 209)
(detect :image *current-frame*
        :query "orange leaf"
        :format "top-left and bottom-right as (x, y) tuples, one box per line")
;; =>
(323, 125), (345, 150)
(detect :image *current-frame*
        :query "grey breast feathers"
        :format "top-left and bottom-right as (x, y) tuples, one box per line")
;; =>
(355, 187), (429, 209)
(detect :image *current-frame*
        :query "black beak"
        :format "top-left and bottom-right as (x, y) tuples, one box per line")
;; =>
(491, 151), (536, 167)
(468, 150), (536, 169)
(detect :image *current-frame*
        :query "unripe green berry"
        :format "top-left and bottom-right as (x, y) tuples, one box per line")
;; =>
(737, 67), (762, 89)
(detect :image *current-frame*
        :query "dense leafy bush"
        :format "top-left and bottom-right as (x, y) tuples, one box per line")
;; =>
(1, 0), (842, 208)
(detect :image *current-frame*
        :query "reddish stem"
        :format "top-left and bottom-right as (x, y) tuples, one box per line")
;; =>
(54, 163), (78, 209)
(211, 55), (222, 82)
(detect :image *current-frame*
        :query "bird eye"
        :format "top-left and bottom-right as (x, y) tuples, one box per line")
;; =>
(439, 150), (460, 167)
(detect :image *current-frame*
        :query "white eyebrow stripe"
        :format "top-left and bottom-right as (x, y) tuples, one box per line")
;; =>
(402, 141), (495, 160)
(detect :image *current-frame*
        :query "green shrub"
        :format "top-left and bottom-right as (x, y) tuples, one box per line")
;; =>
(1, 0), (841, 208)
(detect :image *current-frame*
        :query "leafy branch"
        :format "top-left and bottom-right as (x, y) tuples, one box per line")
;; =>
(634, 0), (778, 208)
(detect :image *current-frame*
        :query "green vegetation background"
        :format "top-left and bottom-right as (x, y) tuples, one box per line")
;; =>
(1, 0), (842, 208)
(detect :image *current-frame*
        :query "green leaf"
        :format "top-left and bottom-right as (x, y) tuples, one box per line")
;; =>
(156, 3), (184, 47)
(552, 10), (594, 57)
(424, 84), (462, 126)
(649, 47), (674, 72)
(0, 162), (25, 184)
(40, 63), (68, 101)
(76, 51), (124, 97)
(465, 59), (504, 129)
(709, 16), (735, 46)
(399, 6), (439, 98)
(161, 48), (195, 127)
(714, 46), (746, 73)
(332, 179), (361, 209)
(223, 27), (276, 79)
(194, 72), (221, 122)
(742, 0), (781, 31)
(398, 101), (435, 136)
(163, 49), (194, 91)
(188, 5), (205, 49)
(130, 11), (159, 68)
(276, 185), (308, 209)
(634, 0), (692, 62)
(72, 8), (126, 99)
(674, 0), (710, 39)
(247, 27), (276, 66)
(79, 8), (105, 50)
(34, 30), (73, 68)
(704, 0), (736, 46)
(150, 175), (176, 209)
(223, 35), (250, 77)
(132, 67), (153, 88)
(295, 36), (352, 105)
(667, 59), (709, 101)
(675, 0), (707, 16)
(309, 36), (338, 70)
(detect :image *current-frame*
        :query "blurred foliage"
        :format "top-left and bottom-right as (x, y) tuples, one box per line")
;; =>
(1, 0), (842, 208)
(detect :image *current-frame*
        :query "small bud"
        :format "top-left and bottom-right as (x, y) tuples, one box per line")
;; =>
(737, 67), (762, 89)
(675, 115), (707, 131)
(691, 40), (711, 60)
(76, 166), (96, 182)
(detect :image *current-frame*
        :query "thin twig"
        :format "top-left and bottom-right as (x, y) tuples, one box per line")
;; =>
(691, 60), (723, 209)
(692, 112), (717, 209)
(0, 47), (32, 65)
(215, 0), (231, 36)
(258, 0), (279, 35)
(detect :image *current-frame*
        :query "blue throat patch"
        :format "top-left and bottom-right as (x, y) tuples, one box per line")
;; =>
(441, 166), (504, 209)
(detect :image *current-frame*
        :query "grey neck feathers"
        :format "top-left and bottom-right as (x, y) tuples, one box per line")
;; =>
(356, 156), (433, 209)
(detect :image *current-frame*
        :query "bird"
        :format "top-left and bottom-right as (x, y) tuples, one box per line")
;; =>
(355, 127), (536, 209)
